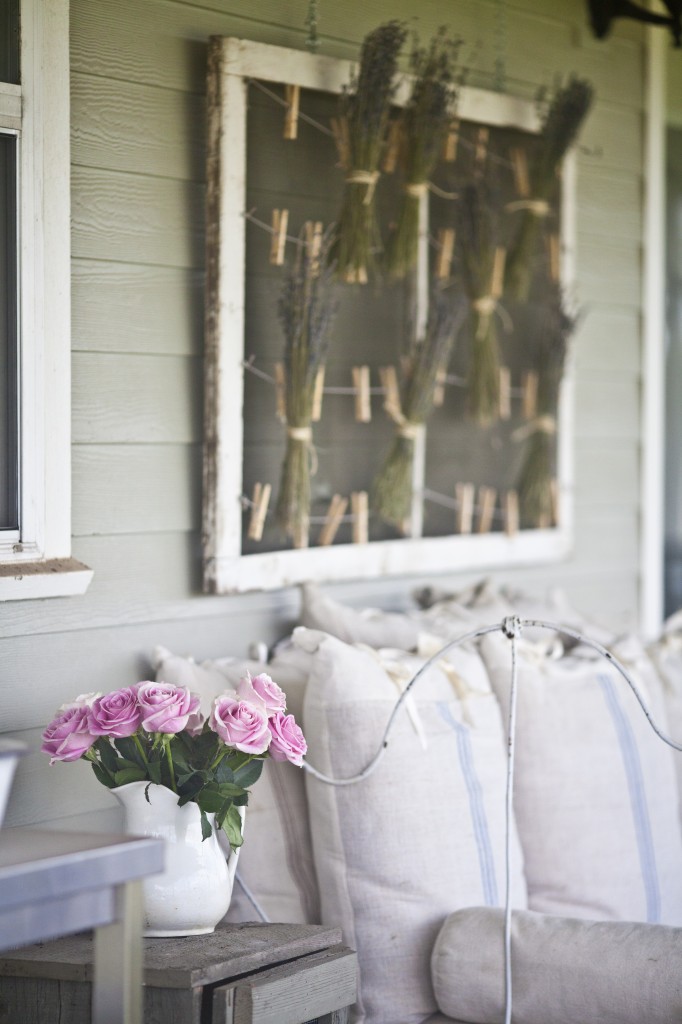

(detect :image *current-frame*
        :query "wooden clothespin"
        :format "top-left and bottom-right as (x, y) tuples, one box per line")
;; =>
(274, 362), (287, 421)
(383, 118), (402, 174)
(305, 220), (323, 275)
(311, 366), (325, 422)
(443, 118), (459, 163)
(318, 494), (348, 546)
(474, 126), (489, 169)
(247, 483), (272, 541)
(331, 116), (351, 169)
(522, 370), (538, 420)
(499, 366), (511, 420)
(352, 491), (369, 544)
(548, 233), (561, 283)
(510, 146), (530, 197)
(352, 366), (372, 422)
(436, 228), (455, 281)
(455, 482), (475, 535)
(270, 209), (289, 266)
(491, 247), (506, 300)
(504, 489), (519, 537)
(477, 486), (497, 534)
(433, 365), (447, 407)
(379, 366), (402, 423)
(283, 84), (300, 140)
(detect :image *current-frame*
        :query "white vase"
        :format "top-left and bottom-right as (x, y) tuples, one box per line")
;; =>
(112, 781), (242, 937)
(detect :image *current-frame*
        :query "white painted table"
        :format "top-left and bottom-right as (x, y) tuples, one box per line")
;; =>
(0, 827), (165, 1024)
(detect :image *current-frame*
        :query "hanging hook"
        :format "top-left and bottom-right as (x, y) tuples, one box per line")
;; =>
(305, 0), (320, 53)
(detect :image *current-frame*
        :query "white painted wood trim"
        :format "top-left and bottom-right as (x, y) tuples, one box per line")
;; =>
(204, 37), (574, 595)
(212, 527), (571, 594)
(0, 0), (92, 601)
(216, 37), (540, 130)
(640, 25), (666, 638)
(0, 559), (94, 601)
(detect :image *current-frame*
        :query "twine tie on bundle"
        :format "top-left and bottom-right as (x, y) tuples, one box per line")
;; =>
(511, 414), (557, 443)
(506, 198), (551, 217)
(397, 421), (424, 442)
(346, 169), (380, 204)
(286, 425), (318, 473)
(472, 295), (496, 340)
(405, 182), (429, 198)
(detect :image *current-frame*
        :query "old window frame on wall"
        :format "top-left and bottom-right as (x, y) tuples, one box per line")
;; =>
(203, 36), (576, 595)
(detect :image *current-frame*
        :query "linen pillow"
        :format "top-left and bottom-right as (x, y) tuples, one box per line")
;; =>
(152, 645), (319, 925)
(300, 582), (422, 649)
(300, 628), (527, 1024)
(479, 629), (682, 924)
(648, 609), (682, 826)
(431, 906), (682, 1024)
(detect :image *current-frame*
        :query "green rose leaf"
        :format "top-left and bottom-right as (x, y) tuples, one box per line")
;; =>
(114, 736), (146, 768)
(199, 808), (212, 842)
(95, 738), (120, 772)
(113, 767), (147, 786)
(222, 803), (244, 849)
(233, 758), (264, 789)
(90, 761), (116, 789)
(196, 789), (229, 814)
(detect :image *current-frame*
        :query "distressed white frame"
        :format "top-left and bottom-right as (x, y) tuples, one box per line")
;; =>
(0, 0), (92, 600)
(203, 37), (575, 594)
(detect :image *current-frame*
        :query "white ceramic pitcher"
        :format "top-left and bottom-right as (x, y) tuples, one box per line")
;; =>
(113, 781), (242, 937)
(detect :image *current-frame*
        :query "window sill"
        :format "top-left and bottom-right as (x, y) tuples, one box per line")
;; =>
(0, 558), (94, 601)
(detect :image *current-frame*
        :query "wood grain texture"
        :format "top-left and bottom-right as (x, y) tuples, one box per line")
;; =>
(71, 73), (206, 181)
(72, 353), (202, 444)
(72, 444), (201, 536)
(71, 260), (204, 356)
(71, 166), (204, 268)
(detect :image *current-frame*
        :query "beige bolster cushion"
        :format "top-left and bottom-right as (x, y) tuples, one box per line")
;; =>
(431, 906), (682, 1024)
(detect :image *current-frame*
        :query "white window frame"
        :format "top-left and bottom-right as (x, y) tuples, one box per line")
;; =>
(203, 38), (576, 595)
(0, 0), (92, 599)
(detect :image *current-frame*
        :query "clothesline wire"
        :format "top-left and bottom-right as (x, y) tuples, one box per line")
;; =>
(247, 75), (528, 174)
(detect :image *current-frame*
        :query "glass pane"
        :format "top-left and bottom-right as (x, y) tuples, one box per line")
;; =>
(0, 133), (18, 529)
(0, 0), (20, 84)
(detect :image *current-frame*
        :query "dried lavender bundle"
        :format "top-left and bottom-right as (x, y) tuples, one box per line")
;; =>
(387, 28), (460, 280)
(505, 76), (593, 302)
(333, 20), (407, 283)
(516, 287), (576, 528)
(456, 180), (504, 426)
(275, 227), (338, 548)
(372, 289), (466, 532)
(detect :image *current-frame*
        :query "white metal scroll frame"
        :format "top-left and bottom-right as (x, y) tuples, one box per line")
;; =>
(203, 37), (577, 595)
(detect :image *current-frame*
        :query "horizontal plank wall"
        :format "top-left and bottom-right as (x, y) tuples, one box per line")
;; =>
(0, 0), (649, 829)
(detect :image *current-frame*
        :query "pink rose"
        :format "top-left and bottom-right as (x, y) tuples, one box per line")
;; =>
(268, 711), (307, 766)
(136, 681), (200, 734)
(41, 704), (98, 764)
(89, 687), (142, 738)
(210, 692), (271, 754)
(237, 672), (286, 716)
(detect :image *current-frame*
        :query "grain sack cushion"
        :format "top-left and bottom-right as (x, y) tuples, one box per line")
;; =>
(431, 906), (682, 1024)
(300, 582), (422, 649)
(648, 609), (682, 826)
(153, 645), (319, 925)
(300, 627), (528, 1024)
(479, 629), (682, 924)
